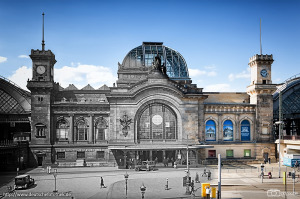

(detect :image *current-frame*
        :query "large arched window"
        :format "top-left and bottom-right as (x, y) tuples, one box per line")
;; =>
(138, 104), (177, 140)
(56, 119), (69, 140)
(205, 120), (216, 141)
(76, 119), (88, 141)
(223, 120), (233, 141)
(95, 117), (107, 141)
(241, 120), (250, 141)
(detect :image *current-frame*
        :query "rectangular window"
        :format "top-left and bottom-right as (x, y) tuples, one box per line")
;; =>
(97, 129), (105, 140)
(36, 126), (46, 137)
(226, 150), (234, 158)
(96, 151), (105, 159)
(244, 149), (251, 157)
(57, 152), (65, 159)
(77, 151), (85, 159)
(78, 129), (88, 140)
(56, 129), (69, 140)
(208, 150), (216, 158)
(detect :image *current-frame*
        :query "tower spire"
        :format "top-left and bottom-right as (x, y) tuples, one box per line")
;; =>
(42, 12), (45, 51)
(260, 18), (262, 55)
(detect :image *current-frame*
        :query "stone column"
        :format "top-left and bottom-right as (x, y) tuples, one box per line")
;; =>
(218, 114), (223, 141)
(89, 114), (94, 143)
(235, 114), (240, 141)
(69, 114), (74, 143)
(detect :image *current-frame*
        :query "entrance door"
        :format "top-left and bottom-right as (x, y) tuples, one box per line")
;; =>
(152, 151), (163, 162)
(166, 150), (175, 161)
(263, 153), (268, 162)
(37, 157), (43, 166)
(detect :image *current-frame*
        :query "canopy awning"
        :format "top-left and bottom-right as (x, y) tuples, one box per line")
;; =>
(108, 144), (214, 151)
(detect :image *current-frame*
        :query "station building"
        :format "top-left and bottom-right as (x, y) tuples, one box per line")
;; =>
(1, 41), (283, 169)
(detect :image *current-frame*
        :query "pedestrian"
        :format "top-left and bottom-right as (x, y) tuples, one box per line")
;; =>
(268, 157), (271, 164)
(206, 186), (211, 199)
(295, 160), (299, 170)
(207, 170), (211, 180)
(174, 160), (177, 169)
(100, 177), (105, 188)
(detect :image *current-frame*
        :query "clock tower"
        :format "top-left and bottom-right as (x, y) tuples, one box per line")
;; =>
(26, 13), (58, 165)
(247, 54), (277, 142)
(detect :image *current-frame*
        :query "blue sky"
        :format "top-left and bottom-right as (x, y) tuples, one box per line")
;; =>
(0, 0), (299, 91)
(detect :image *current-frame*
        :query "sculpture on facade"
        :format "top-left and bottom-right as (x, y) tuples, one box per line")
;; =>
(152, 54), (168, 77)
(119, 112), (132, 137)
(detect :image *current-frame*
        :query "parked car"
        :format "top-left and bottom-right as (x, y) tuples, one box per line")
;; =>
(135, 161), (156, 171)
(14, 174), (35, 189)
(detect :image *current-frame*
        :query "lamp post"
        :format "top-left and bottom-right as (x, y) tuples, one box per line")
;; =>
(140, 183), (146, 199)
(275, 121), (284, 178)
(185, 136), (190, 195)
(124, 172), (129, 198)
(53, 169), (58, 192)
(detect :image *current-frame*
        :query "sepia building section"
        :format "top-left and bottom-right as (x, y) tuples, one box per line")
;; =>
(1, 41), (287, 169)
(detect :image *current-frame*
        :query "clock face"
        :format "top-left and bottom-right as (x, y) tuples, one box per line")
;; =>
(260, 69), (268, 77)
(37, 65), (46, 74)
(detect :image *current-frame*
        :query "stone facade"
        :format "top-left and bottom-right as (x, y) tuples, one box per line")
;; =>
(24, 42), (277, 167)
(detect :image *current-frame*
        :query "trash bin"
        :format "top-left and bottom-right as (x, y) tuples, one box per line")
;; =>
(201, 183), (210, 197)
(211, 187), (216, 198)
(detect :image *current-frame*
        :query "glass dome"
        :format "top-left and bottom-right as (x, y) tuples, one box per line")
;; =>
(121, 42), (190, 80)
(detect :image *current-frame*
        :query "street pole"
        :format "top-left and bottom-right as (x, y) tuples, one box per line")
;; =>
(293, 168), (295, 194)
(278, 90), (282, 178)
(185, 135), (190, 195)
(53, 169), (57, 192)
(218, 154), (221, 199)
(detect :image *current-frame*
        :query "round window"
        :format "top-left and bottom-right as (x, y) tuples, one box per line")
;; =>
(152, 115), (163, 125)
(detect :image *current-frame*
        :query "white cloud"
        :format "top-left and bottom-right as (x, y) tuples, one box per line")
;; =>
(189, 68), (217, 77)
(7, 66), (32, 90)
(18, 55), (29, 59)
(189, 69), (207, 77)
(228, 68), (250, 81)
(0, 56), (7, 63)
(205, 83), (236, 92)
(55, 64), (117, 89)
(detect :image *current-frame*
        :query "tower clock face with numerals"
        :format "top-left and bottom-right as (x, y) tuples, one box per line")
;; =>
(37, 65), (46, 74)
(260, 69), (268, 77)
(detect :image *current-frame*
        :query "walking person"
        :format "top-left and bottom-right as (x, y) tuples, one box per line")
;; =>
(100, 177), (105, 188)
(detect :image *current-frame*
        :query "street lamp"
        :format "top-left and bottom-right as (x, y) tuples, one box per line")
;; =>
(275, 121), (284, 178)
(53, 169), (58, 192)
(124, 172), (129, 198)
(140, 183), (146, 199)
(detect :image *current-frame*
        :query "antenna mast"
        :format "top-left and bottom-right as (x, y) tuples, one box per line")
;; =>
(260, 18), (262, 55)
(42, 12), (45, 51)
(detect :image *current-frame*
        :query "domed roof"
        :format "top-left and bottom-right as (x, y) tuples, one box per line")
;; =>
(121, 42), (190, 81)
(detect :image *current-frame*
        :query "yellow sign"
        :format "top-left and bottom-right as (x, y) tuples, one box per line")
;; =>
(283, 172), (286, 185)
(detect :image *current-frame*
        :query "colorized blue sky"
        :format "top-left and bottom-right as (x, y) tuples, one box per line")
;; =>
(0, 0), (299, 91)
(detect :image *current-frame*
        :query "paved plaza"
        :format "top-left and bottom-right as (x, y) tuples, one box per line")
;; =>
(0, 163), (300, 199)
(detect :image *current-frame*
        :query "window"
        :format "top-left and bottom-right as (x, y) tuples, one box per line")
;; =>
(56, 119), (69, 140)
(138, 103), (177, 141)
(76, 119), (88, 141)
(205, 120), (216, 141)
(226, 150), (234, 158)
(38, 97), (43, 102)
(263, 80), (267, 84)
(96, 151), (105, 159)
(35, 123), (46, 137)
(223, 120), (233, 141)
(57, 152), (65, 159)
(241, 120), (250, 141)
(77, 151), (85, 159)
(244, 149), (251, 157)
(208, 150), (216, 158)
(96, 118), (107, 141)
